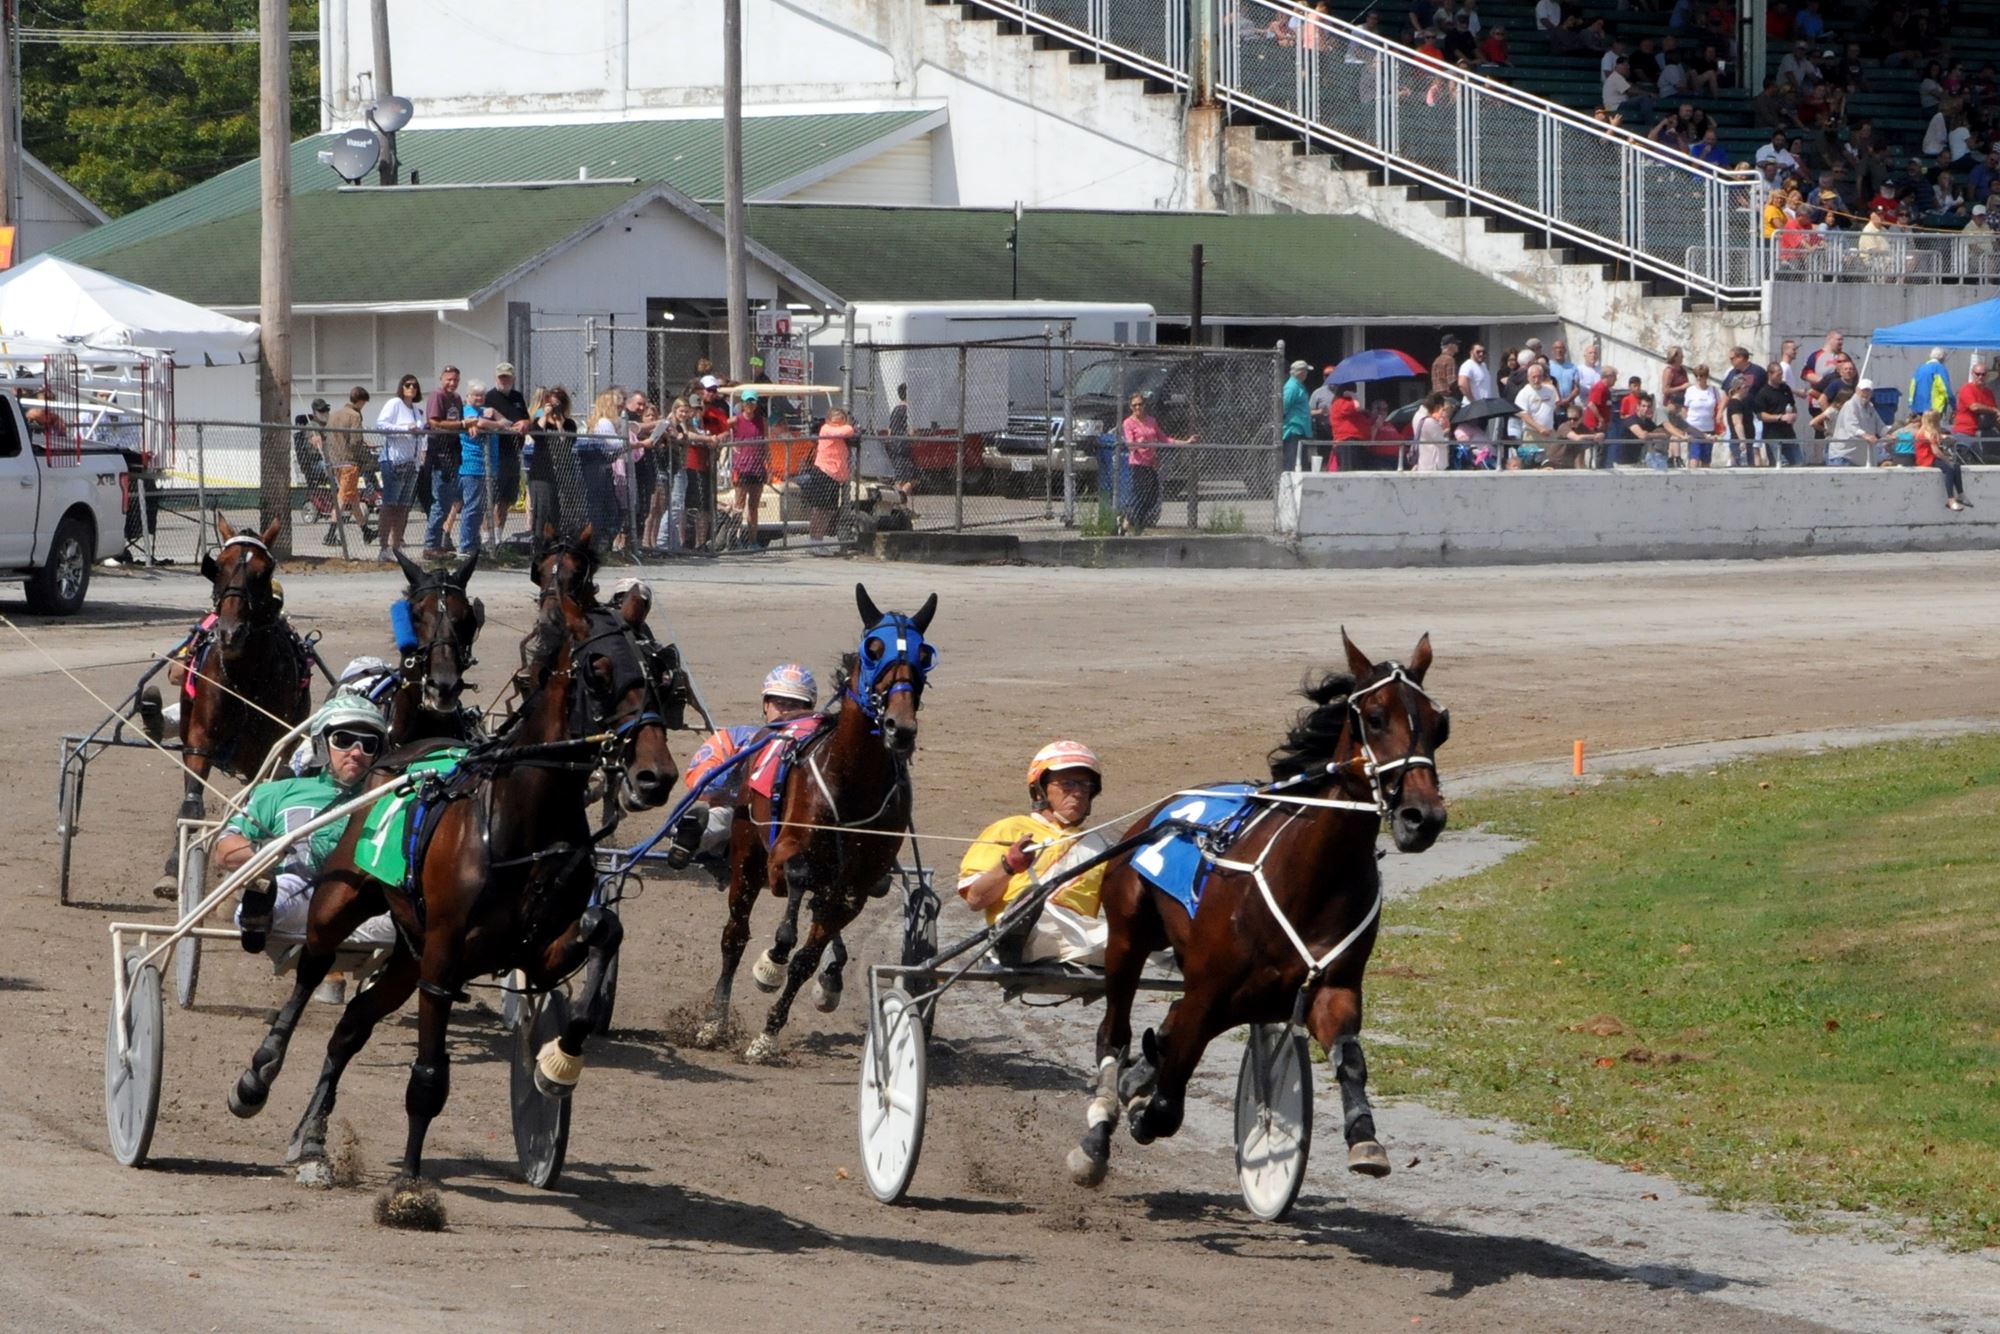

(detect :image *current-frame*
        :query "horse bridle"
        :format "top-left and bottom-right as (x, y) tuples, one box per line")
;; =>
(403, 578), (480, 679)
(211, 537), (280, 626)
(569, 616), (674, 773)
(845, 613), (937, 727)
(1337, 665), (1445, 817)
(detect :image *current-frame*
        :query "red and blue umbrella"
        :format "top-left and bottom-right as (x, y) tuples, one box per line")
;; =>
(1328, 348), (1428, 383)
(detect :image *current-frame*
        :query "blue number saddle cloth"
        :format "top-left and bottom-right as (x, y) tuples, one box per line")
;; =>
(1131, 783), (1265, 918)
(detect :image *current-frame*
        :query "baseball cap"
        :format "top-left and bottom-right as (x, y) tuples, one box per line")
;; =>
(310, 397), (330, 413)
(700, 374), (720, 389)
(495, 361), (516, 377)
(1857, 378), (1874, 391)
(740, 388), (760, 403)
(1977, 204), (1989, 216)
(1289, 359), (1310, 373)
(749, 355), (765, 368)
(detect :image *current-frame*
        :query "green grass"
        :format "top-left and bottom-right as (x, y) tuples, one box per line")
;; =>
(1371, 736), (2000, 1249)
(1200, 505), (1248, 535)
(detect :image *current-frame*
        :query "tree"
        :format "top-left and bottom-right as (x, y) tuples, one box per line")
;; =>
(23, 0), (319, 217)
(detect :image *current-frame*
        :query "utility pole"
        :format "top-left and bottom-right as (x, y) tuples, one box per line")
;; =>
(0, 0), (18, 241)
(258, 0), (293, 553)
(722, 0), (749, 379)
(371, 0), (399, 185)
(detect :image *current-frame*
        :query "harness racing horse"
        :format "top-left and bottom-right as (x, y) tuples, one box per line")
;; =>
(224, 574), (680, 1183)
(153, 515), (313, 897)
(383, 551), (486, 746)
(1069, 632), (1449, 1190)
(696, 583), (937, 1061)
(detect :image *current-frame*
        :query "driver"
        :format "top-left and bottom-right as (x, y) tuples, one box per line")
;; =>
(957, 741), (1114, 966)
(666, 662), (818, 873)
(216, 696), (397, 986)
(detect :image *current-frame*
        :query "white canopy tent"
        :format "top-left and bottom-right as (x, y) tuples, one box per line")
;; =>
(0, 255), (259, 366)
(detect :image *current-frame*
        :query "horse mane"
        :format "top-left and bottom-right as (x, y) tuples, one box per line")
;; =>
(1267, 669), (1359, 780)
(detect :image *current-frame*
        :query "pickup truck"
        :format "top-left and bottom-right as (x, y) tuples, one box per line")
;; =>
(0, 398), (129, 615)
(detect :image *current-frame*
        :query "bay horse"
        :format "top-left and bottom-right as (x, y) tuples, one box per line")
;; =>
(224, 570), (680, 1182)
(696, 583), (937, 1061)
(153, 514), (313, 897)
(382, 550), (486, 746)
(1069, 632), (1449, 1189)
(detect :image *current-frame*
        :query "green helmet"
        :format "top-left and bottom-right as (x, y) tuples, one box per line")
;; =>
(307, 695), (387, 740)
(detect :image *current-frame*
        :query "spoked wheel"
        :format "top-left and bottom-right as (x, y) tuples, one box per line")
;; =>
(105, 957), (164, 1167)
(588, 899), (621, 1038)
(56, 752), (83, 907)
(498, 969), (527, 1032)
(857, 989), (927, 1203)
(172, 843), (206, 1010)
(1234, 1023), (1313, 1222)
(510, 990), (573, 1188)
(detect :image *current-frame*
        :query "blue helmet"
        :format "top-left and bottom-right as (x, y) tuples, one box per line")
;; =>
(761, 662), (817, 707)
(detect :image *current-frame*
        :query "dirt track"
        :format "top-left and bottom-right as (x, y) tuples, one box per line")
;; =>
(7, 551), (2000, 1333)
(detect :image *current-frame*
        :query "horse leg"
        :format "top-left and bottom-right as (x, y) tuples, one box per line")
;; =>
(752, 860), (809, 993)
(156, 757), (208, 898)
(1128, 980), (1227, 1146)
(809, 932), (847, 1014)
(228, 877), (376, 1118)
(1308, 983), (1390, 1177)
(286, 943), (420, 1164)
(399, 984), (455, 1181)
(697, 839), (763, 1048)
(744, 895), (854, 1062)
(518, 905), (623, 1097)
(1069, 919), (1153, 1186)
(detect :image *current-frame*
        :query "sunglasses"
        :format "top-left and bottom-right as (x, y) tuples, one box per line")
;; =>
(327, 729), (383, 755)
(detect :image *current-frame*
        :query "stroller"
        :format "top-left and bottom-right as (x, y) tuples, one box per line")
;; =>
(294, 414), (379, 546)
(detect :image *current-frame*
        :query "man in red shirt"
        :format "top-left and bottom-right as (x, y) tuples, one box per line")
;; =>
(1328, 385), (1371, 472)
(1953, 359), (1998, 439)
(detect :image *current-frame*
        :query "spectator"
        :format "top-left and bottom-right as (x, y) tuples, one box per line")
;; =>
(618, 388), (654, 555)
(372, 374), (425, 562)
(1661, 345), (1690, 413)
(1912, 409), (1969, 508)
(1651, 112), (1690, 153)
(1657, 51), (1689, 100)
(682, 355), (715, 402)
(456, 380), (493, 557)
(1119, 393), (1186, 534)
(727, 389), (770, 548)
(1608, 390), (1673, 468)
(1930, 171), (1969, 224)
(1679, 363), (1723, 467)
(1514, 362), (1559, 448)
(1580, 360), (1616, 464)
(1577, 341), (1603, 394)
(525, 386), (575, 540)
(1953, 360), (1998, 440)
(1329, 384), (1372, 472)
(656, 396), (708, 550)
(485, 361), (531, 543)
(1545, 338), (1580, 416)
(633, 398), (670, 553)
(882, 380), (918, 506)
(1458, 341), (1495, 402)
(1776, 338), (1808, 397)
(1723, 375), (1759, 467)
(1756, 129), (1799, 172)
(1690, 128), (1729, 165)
(1412, 393), (1452, 471)
(1723, 346), (1768, 401)
(1282, 360), (1312, 472)
(1685, 43), (1721, 97)
(1602, 56), (1651, 122)
(1827, 380), (1882, 465)
(1793, 0), (1826, 43)
(1431, 336), (1460, 400)
(1778, 41), (1820, 92)
(583, 388), (626, 550)
(1754, 363), (1801, 466)
(1752, 76), (1792, 129)
(1918, 62), (1944, 112)
(1442, 14), (1477, 62)
(801, 406), (855, 541)
(1970, 151), (2000, 203)
(421, 365), (464, 560)
(1534, 0), (1562, 36)
(1477, 24), (1512, 68)
(1909, 346), (1956, 418)
(1802, 329), (1845, 379)
(324, 386), (372, 545)
(1601, 37), (1630, 81)
(1308, 366), (1337, 444)
(1630, 36), (1662, 88)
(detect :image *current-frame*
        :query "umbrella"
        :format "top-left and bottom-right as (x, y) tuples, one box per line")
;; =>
(1384, 401), (1426, 427)
(1328, 348), (1427, 383)
(1452, 397), (1521, 425)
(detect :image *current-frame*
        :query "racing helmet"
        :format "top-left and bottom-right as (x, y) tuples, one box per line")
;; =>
(1026, 739), (1103, 804)
(306, 695), (387, 770)
(761, 662), (818, 708)
(336, 655), (391, 689)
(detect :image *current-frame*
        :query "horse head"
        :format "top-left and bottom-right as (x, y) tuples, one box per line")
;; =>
(395, 549), (484, 712)
(1341, 629), (1449, 853)
(576, 591), (679, 811)
(530, 521), (599, 614)
(851, 583), (938, 758)
(203, 513), (283, 660)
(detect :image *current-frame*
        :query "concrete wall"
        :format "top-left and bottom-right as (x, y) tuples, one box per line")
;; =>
(1278, 468), (2000, 566)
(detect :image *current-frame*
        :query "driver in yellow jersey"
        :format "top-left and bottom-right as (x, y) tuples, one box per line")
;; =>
(957, 741), (1114, 966)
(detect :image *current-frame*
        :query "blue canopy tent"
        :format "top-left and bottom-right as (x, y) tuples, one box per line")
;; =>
(1868, 297), (2000, 349)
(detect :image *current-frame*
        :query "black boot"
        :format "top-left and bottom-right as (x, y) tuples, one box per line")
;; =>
(665, 806), (707, 870)
(239, 877), (276, 953)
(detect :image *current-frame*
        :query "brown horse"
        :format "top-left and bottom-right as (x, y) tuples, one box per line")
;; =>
(225, 570), (680, 1181)
(153, 514), (313, 897)
(1069, 632), (1449, 1189)
(382, 550), (485, 746)
(696, 583), (937, 1061)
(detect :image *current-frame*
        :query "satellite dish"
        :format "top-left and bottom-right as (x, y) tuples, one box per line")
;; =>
(367, 95), (414, 134)
(328, 128), (382, 184)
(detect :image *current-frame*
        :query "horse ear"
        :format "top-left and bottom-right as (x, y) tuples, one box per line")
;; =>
(471, 597), (486, 630)
(394, 549), (426, 585)
(911, 592), (938, 633)
(557, 584), (592, 639)
(539, 520), (557, 545)
(1407, 633), (1433, 683)
(1341, 627), (1373, 681)
(450, 550), (479, 588)
(619, 594), (651, 630)
(213, 511), (235, 542)
(855, 583), (883, 626)
(258, 517), (282, 549)
(577, 522), (595, 549)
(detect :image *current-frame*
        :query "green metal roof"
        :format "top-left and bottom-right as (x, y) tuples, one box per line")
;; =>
(52, 110), (938, 265)
(81, 182), (653, 308)
(744, 205), (1549, 322)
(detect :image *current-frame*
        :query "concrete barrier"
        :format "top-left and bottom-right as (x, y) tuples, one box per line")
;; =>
(1278, 467), (2000, 567)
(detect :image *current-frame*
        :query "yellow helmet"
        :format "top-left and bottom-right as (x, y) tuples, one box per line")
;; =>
(1026, 739), (1102, 793)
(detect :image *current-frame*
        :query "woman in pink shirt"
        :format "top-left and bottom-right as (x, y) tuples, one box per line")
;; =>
(1119, 393), (1189, 535)
(727, 391), (768, 548)
(802, 407), (855, 539)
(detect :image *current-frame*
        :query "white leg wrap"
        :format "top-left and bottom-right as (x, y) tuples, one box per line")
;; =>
(751, 949), (786, 991)
(536, 1039), (583, 1087)
(1087, 1094), (1119, 1129)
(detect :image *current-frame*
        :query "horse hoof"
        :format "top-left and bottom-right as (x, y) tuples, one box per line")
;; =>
(1348, 1140), (1392, 1178)
(296, 1159), (334, 1190)
(692, 1019), (725, 1050)
(284, 1118), (326, 1165)
(533, 1039), (582, 1099)
(743, 1033), (781, 1064)
(810, 977), (842, 1013)
(750, 949), (786, 992)
(1066, 1145), (1109, 1187)
(228, 1075), (268, 1120)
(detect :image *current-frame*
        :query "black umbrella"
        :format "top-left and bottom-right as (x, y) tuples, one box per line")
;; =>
(1384, 400), (1425, 427)
(1452, 397), (1520, 426)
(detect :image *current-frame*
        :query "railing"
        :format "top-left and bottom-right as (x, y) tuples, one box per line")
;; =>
(957, 0), (1767, 304)
(1756, 231), (2000, 286)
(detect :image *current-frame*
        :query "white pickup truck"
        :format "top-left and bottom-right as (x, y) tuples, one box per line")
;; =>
(0, 398), (129, 615)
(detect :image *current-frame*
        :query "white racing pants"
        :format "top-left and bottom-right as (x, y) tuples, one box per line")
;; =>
(1019, 902), (1108, 967)
(235, 873), (398, 951)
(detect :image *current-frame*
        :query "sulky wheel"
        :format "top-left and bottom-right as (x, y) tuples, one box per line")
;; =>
(857, 989), (927, 1203)
(1234, 1023), (1313, 1222)
(105, 957), (165, 1167)
(56, 754), (83, 907)
(172, 842), (206, 1010)
(510, 990), (573, 1188)
(588, 899), (621, 1037)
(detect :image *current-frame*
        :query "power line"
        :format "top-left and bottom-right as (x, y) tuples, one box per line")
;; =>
(17, 27), (319, 45)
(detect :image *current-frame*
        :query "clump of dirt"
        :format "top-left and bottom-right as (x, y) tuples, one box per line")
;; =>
(1621, 1047), (1698, 1066)
(327, 1119), (363, 1188)
(661, 1001), (737, 1049)
(374, 1175), (447, 1231)
(1570, 1013), (1625, 1037)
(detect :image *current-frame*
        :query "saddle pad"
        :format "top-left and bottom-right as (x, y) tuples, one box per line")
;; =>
(352, 748), (471, 887)
(1131, 784), (1260, 918)
(746, 716), (824, 803)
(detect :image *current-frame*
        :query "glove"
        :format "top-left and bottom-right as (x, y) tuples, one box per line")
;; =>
(1001, 836), (1036, 876)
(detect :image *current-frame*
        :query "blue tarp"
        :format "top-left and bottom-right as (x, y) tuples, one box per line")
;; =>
(1870, 298), (2000, 348)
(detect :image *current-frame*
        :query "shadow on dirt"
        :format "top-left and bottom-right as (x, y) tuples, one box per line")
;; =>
(928, 1037), (1081, 1093)
(1138, 1191), (1754, 1301)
